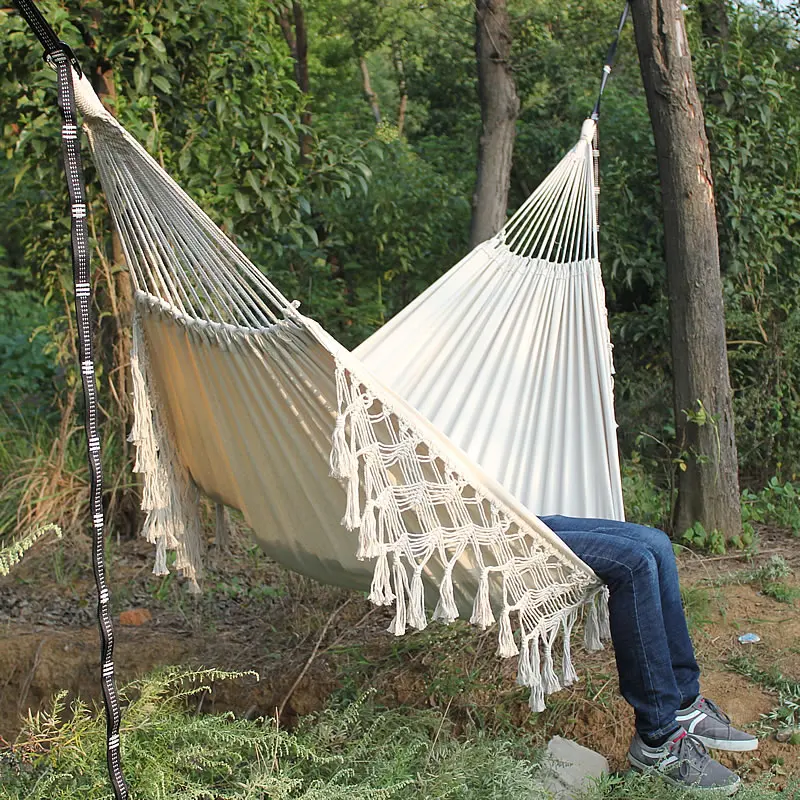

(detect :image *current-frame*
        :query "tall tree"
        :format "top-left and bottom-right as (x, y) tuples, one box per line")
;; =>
(470, 0), (519, 247)
(697, 0), (730, 42)
(629, 0), (742, 537)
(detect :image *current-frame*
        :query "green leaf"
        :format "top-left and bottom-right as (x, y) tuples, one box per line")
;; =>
(151, 74), (171, 94)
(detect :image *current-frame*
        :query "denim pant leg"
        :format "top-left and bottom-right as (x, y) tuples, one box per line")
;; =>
(543, 516), (701, 705)
(542, 516), (698, 737)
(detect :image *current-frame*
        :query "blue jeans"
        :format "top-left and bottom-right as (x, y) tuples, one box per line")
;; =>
(542, 515), (700, 738)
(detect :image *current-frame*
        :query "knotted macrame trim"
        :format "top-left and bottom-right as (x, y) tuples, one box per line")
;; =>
(329, 357), (610, 710)
(129, 310), (203, 590)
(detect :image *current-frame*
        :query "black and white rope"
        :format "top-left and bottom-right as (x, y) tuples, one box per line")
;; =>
(12, 2), (129, 798)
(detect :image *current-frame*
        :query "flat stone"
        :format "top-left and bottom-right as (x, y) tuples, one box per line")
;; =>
(542, 736), (609, 799)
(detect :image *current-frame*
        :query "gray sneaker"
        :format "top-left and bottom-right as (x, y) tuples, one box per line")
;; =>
(676, 696), (759, 752)
(628, 729), (741, 795)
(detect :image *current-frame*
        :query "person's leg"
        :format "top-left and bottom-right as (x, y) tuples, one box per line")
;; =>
(544, 515), (700, 705)
(541, 518), (681, 740)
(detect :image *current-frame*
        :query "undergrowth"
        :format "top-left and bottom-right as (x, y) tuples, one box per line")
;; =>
(1, 667), (795, 800)
(727, 654), (800, 739)
(0, 668), (551, 800)
(742, 555), (799, 605)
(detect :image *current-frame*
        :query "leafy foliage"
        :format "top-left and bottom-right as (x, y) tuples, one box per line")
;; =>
(0, 670), (550, 800)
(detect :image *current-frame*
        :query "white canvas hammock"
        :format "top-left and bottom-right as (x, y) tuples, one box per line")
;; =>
(73, 74), (622, 710)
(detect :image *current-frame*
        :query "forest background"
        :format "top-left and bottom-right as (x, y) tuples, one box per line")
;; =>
(2, 0), (800, 551)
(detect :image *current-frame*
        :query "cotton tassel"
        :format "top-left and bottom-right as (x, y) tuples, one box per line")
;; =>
(387, 556), (408, 636)
(153, 536), (169, 576)
(561, 612), (579, 686)
(541, 632), (562, 694)
(527, 636), (545, 713)
(432, 563), (459, 624)
(516, 634), (533, 686)
(583, 595), (604, 652)
(408, 568), (427, 631)
(470, 570), (496, 630)
(357, 500), (378, 559)
(341, 466), (361, 529)
(369, 551), (394, 606)
(496, 608), (519, 658)
(329, 414), (356, 480)
(597, 587), (611, 640)
(128, 314), (158, 475)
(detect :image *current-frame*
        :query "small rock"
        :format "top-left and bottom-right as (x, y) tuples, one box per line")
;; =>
(119, 608), (153, 626)
(543, 736), (609, 799)
(775, 728), (795, 743)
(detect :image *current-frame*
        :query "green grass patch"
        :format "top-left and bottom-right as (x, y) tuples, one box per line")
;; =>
(743, 556), (799, 605)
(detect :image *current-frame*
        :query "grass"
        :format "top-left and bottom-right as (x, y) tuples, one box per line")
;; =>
(0, 405), (133, 547)
(727, 653), (800, 738)
(742, 556), (800, 605)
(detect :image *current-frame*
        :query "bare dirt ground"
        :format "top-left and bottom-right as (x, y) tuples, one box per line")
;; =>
(1, 522), (799, 784)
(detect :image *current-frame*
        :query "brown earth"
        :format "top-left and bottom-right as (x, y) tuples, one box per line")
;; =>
(1, 523), (799, 783)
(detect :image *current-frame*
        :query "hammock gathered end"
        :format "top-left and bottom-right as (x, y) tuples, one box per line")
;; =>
(72, 71), (619, 710)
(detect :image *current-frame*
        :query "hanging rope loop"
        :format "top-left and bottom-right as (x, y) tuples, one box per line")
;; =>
(591, 2), (630, 120)
(12, 0), (83, 75)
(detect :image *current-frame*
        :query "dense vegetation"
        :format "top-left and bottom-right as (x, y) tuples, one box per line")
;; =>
(1, 2), (800, 534)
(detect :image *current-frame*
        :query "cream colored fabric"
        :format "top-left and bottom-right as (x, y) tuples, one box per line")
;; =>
(357, 120), (623, 520)
(73, 73), (616, 709)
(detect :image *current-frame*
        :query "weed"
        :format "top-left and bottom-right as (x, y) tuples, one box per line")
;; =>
(742, 478), (800, 536)
(743, 556), (799, 605)
(680, 585), (714, 633)
(727, 653), (800, 735)
(583, 770), (796, 799)
(0, 668), (551, 800)
(620, 455), (672, 530)
(0, 523), (61, 577)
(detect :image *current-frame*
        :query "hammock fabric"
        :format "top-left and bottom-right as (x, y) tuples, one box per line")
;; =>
(73, 74), (621, 710)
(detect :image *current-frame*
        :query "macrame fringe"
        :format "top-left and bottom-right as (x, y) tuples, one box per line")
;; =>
(583, 586), (611, 651)
(432, 563), (459, 624)
(330, 359), (607, 711)
(130, 311), (203, 590)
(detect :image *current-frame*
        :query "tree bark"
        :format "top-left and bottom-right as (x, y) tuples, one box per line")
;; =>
(470, 0), (519, 247)
(359, 57), (382, 125)
(630, 0), (742, 537)
(279, 2), (312, 158)
(392, 43), (408, 136)
(697, 0), (730, 42)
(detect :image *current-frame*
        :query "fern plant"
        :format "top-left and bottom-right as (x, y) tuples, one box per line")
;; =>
(0, 669), (550, 800)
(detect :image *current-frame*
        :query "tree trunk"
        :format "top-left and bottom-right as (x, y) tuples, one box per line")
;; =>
(359, 58), (382, 125)
(630, 0), (742, 538)
(393, 43), (408, 136)
(697, 0), (729, 42)
(279, 2), (312, 158)
(470, 0), (519, 248)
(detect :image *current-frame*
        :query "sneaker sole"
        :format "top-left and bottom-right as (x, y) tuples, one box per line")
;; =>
(691, 734), (759, 752)
(627, 754), (741, 795)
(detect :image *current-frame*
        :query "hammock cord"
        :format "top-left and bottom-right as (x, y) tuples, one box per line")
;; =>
(591, 2), (630, 121)
(11, 2), (129, 798)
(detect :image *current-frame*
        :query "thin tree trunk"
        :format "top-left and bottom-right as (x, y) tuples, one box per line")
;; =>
(470, 0), (519, 247)
(697, 0), (730, 41)
(393, 43), (408, 136)
(630, 0), (742, 538)
(359, 58), (381, 125)
(279, 2), (312, 158)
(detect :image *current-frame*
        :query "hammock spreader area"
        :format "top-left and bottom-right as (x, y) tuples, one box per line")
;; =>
(12, 1), (630, 796)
